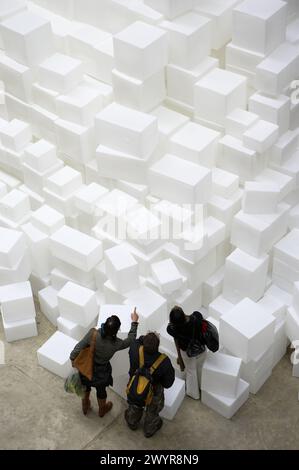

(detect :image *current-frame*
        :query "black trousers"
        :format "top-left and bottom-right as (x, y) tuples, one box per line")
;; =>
(79, 373), (107, 399)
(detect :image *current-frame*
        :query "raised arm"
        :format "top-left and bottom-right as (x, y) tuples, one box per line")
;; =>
(115, 307), (139, 351)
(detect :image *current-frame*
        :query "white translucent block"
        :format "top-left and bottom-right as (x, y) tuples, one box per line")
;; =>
(144, 0), (192, 20)
(203, 267), (224, 308)
(0, 11), (53, 67)
(0, 118), (31, 152)
(32, 82), (59, 114)
(218, 135), (258, 183)
(21, 222), (51, 278)
(90, 35), (114, 83)
(160, 377), (185, 421)
(202, 378), (249, 419)
(212, 168), (239, 199)
(0, 226), (26, 268)
(161, 12), (211, 68)
(38, 53), (82, 94)
(55, 84), (103, 127)
(223, 249), (268, 304)
(31, 204), (65, 236)
(249, 93), (290, 136)
(0, 189), (30, 223)
(208, 295), (234, 321)
(54, 119), (94, 164)
(256, 168), (295, 200)
(271, 130), (299, 166)
(243, 120), (279, 154)
(38, 286), (59, 326)
(151, 259), (183, 295)
(95, 145), (149, 185)
(24, 139), (57, 173)
(149, 154), (211, 204)
(112, 68), (165, 113)
(256, 42), (299, 96)
(225, 42), (265, 73)
(113, 21), (168, 80)
(231, 204), (289, 257)
(170, 122), (220, 168)
(202, 351), (242, 398)
(0, 250), (31, 286)
(57, 281), (98, 328)
(225, 108), (259, 140)
(274, 229), (299, 272)
(74, 183), (108, 215)
(95, 102), (158, 158)
(23, 159), (63, 196)
(124, 285), (167, 334)
(105, 245), (139, 295)
(220, 298), (276, 363)
(242, 182), (280, 214)
(286, 307), (299, 343)
(232, 0), (287, 55)
(166, 57), (219, 107)
(45, 166), (82, 198)
(2, 316), (37, 343)
(0, 54), (33, 103)
(195, 68), (247, 127)
(50, 225), (103, 272)
(258, 294), (286, 325)
(0, 281), (35, 323)
(37, 331), (77, 379)
(83, 76), (113, 107)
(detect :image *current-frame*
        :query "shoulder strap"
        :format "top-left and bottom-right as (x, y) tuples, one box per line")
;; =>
(150, 354), (166, 374)
(139, 345), (145, 368)
(90, 328), (98, 354)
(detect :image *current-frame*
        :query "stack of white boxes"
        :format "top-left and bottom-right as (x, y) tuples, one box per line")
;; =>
(0, 118), (32, 180)
(0, 281), (37, 342)
(273, 229), (299, 294)
(0, 226), (31, 285)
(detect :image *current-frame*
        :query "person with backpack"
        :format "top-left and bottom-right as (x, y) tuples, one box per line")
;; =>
(70, 308), (139, 417)
(167, 306), (219, 400)
(125, 332), (175, 438)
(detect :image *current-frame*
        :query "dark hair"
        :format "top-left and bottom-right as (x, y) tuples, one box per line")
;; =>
(169, 306), (186, 325)
(143, 332), (160, 355)
(102, 315), (121, 339)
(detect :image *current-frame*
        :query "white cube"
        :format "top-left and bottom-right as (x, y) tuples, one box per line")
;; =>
(0, 118), (31, 152)
(37, 331), (77, 379)
(151, 259), (183, 295)
(50, 225), (103, 272)
(0, 226), (26, 268)
(249, 92), (290, 136)
(243, 120), (279, 153)
(232, 0), (287, 55)
(38, 53), (83, 94)
(225, 108), (259, 140)
(97, 304), (134, 340)
(212, 168), (239, 199)
(194, 68), (247, 128)
(223, 248), (269, 304)
(113, 21), (168, 80)
(274, 229), (299, 272)
(203, 267), (224, 308)
(202, 351), (242, 398)
(0, 281), (35, 323)
(202, 378), (249, 419)
(74, 183), (108, 215)
(57, 281), (98, 327)
(57, 316), (95, 342)
(170, 122), (220, 168)
(31, 204), (65, 236)
(160, 12), (211, 68)
(45, 166), (82, 198)
(0, 11), (53, 67)
(54, 119), (95, 164)
(286, 307), (299, 343)
(105, 245), (139, 294)
(209, 295), (234, 321)
(160, 377), (185, 421)
(242, 182), (280, 214)
(24, 140), (57, 173)
(149, 154), (212, 204)
(0, 251), (31, 286)
(21, 222), (51, 278)
(219, 135), (259, 184)
(38, 286), (59, 326)
(220, 298), (276, 363)
(124, 285), (167, 334)
(0, 189), (30, 223)
(2, 316), (37, 342)
(144, 0), (192, 20)
(95, 102), (158, 158)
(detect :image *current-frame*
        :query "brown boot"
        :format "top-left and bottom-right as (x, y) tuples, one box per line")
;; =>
(98, 398), (113, 417)
(81, 390), (91, 415)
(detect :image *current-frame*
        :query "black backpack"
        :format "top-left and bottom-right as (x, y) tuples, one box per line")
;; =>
(126, 346), (166, 408)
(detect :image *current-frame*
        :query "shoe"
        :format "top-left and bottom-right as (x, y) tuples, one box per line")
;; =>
(98, 398), (113, 417)
(144, 418), (163, 438)
(81, 391), (92, 416)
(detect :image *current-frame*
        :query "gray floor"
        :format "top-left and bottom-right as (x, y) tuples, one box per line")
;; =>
(0, 308), (299, 450)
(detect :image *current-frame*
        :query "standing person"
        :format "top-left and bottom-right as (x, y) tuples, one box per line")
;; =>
(70, 308), (139, 417)
(167, 306), (206, 400)
(125, 332), (175, 438)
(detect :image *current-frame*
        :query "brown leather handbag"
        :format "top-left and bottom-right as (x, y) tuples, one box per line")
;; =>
(73, 328), (98, 381)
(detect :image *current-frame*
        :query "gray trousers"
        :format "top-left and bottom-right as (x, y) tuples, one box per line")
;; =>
(125, 384), (164, 437)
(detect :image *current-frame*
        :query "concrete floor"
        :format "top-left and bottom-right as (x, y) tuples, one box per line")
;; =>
(0, 308), (299, 450)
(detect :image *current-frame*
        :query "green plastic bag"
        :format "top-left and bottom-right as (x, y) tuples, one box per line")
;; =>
(64, 371), (86, 398)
